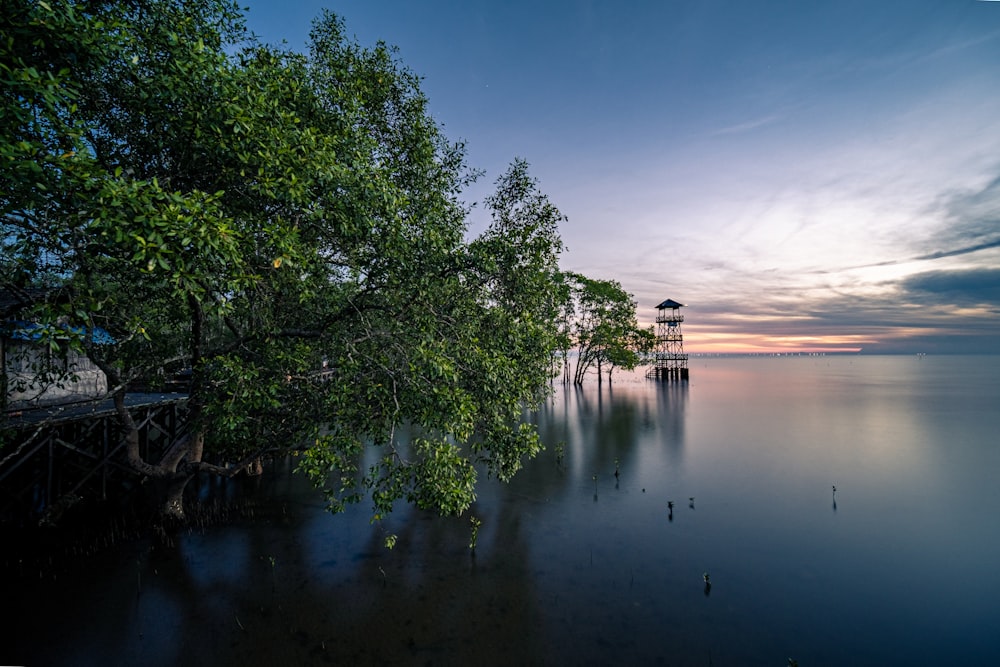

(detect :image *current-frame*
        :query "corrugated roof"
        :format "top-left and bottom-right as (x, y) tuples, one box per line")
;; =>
(655, 299), (685, 309)
(0, 286), (49, 318)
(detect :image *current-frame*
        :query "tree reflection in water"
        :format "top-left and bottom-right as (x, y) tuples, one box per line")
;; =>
(17, 358), (995, 666)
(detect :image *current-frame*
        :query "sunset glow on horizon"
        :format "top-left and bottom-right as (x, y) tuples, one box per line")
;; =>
(677, 328), (869, 356)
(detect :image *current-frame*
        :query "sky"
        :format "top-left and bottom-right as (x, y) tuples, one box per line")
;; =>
(239, 0), (1000, 354)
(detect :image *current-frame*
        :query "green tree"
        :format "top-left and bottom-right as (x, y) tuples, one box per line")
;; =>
(2, 0), (565, 526)
(560, 273), (655, 385)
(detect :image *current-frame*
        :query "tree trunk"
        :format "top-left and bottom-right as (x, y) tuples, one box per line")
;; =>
(163, 474), (190, 521)
(155, 290), (207, 520)
(157, 430), (205, 519)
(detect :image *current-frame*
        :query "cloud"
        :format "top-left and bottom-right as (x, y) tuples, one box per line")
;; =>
(913, 239), (1000, 261)
(709, 114), (782, 137)
(899, 268), (1000, 306)
(832, 168), (1000, 272)
(926, 171), (1000, 250)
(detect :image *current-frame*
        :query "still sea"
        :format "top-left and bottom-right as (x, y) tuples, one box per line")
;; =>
(8, 354), (1000, 666)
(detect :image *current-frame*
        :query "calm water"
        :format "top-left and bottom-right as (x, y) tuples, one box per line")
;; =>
(7, 355), (1000, 666)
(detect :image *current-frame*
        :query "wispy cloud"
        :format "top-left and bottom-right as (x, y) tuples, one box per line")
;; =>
(709, 114), (782, 137)
(913, 239), (1000, 261)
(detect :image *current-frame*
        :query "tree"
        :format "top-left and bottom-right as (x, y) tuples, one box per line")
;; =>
(2, 0), (565, 529)
(559, 273), (655, 384)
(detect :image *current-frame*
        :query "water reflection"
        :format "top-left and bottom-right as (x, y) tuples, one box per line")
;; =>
(9, 358), (1000, 666)
(530, 378), (689, 490)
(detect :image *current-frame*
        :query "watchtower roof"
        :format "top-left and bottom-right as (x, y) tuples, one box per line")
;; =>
(655, 299), (685, 310)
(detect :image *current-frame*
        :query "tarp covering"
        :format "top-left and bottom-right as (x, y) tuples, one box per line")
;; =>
(3, 321), (116, 345)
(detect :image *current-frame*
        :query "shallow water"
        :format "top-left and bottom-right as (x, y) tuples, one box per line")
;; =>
(7, 355), (1000, 666)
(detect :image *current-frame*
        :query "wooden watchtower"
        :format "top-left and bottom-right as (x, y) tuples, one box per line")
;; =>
(646, 299), (689, 381)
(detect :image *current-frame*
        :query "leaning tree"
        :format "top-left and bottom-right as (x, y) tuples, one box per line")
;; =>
(1, 0), (566, 530)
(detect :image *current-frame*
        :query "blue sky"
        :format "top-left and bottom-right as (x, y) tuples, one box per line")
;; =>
(240, 1), (1000, 353)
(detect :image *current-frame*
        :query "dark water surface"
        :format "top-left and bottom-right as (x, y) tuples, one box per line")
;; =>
(7, 355), (1000, 666)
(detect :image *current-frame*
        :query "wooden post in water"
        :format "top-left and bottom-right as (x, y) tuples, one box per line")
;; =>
(646, 298), (689, 381)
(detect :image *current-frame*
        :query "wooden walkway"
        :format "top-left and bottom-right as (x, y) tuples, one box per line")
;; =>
(0, 393), (189, 525)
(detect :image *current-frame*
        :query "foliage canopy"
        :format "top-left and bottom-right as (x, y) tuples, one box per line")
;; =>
(2, 0), (572, 522)
(556, 273), (656, 385)
(2, 1), (653, 533)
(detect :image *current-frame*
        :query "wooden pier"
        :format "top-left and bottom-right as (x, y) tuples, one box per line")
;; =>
(0, 393), (188, 526)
